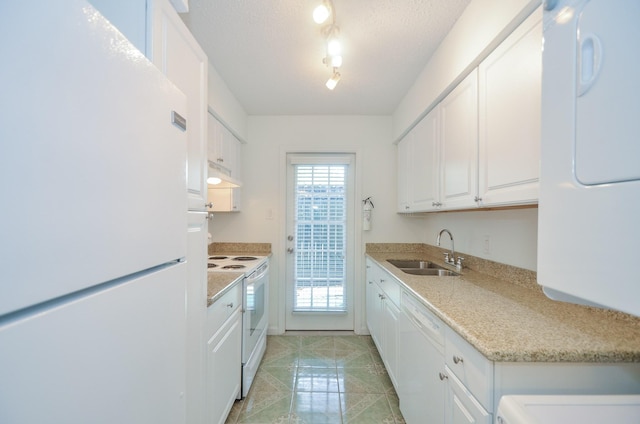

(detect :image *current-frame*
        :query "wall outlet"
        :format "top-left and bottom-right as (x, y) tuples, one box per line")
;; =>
(483, 235), (491, 255)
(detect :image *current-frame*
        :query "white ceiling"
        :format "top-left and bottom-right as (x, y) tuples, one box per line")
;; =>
(181, 0), (472, 115)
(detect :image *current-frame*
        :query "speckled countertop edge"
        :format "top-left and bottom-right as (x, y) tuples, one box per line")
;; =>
(366, 244), (640, 363)
(207, 273), (244, 307)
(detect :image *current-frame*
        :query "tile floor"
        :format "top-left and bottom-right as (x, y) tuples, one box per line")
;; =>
(225, 333), (406, 424)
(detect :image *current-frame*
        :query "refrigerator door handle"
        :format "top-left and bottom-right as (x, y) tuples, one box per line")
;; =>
(577, 32), (603, 97)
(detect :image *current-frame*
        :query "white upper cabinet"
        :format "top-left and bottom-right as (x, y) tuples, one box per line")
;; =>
(440, 70), (479, 210)
(396, 135), (410, 212)
(397, 71), (477, 214)
(397, 7), (542, 213)
(397, 108), (440, 213)
(478, 8), (541, 207)
(208, 114), (242, 180)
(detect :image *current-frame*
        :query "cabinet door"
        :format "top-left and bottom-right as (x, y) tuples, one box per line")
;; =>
(397, 109), (440, 213)
(410, 108), (440, 211)
(149, 0), (208, 210)
(396, 134), (411, 212)
(207, 309), (242, 424)
(440, 70), (479, 210)
(446, 367), (492, 424)
(365, 261), (383, 349)
(382, 297), (400, 390)
(478, 8), (541, 206)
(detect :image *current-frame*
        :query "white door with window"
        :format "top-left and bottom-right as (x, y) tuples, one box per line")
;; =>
(285, 154), (355, 330)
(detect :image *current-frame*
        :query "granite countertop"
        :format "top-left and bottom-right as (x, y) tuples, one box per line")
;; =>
(366, 244), (640, 363)
(207, 272), (244, 307)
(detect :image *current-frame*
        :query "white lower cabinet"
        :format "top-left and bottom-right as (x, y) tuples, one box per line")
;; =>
(390, 280), (640, 424)
(365, 259), (400, 389)
(206, 284), (242, 424)
(445, 368), (492, 424)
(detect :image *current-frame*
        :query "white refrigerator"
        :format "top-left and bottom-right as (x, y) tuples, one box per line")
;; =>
(0, 1), (190, 422)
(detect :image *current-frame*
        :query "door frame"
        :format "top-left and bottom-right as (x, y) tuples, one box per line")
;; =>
(276, 145), (364, 334)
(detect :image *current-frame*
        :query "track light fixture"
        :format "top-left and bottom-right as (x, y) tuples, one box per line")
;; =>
(325, 69), (341, 90)
(312, 0), (343, 90)
(313, 2), (331, 24)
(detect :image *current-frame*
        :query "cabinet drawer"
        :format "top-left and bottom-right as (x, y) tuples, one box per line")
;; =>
(446, 366), (492, 424)
(207, 282), (242, 338)
(445, 327), (494, 412)
(378, 272), (400, 307)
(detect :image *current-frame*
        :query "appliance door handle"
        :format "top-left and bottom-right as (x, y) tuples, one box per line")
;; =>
(578, 32), (602, 97)
(246, 264), (269, 283)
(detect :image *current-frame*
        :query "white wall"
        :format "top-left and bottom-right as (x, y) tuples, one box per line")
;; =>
(393, 0), (539, 140)
(389, 0), (541, 272)
(207, 63), (248, 141)
(413, 208), (538, 271)
(209, 115), (425, 333)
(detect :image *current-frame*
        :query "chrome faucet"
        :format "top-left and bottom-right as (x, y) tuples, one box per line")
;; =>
(436, 229), (464, 270)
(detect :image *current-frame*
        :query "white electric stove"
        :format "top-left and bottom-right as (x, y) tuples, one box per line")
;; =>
(207, 254), (269, 398)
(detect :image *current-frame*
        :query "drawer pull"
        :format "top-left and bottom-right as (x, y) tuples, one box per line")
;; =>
(226, 302), (234, 308)
(439, 372), (448, 381)
(453, 355), (464, 364)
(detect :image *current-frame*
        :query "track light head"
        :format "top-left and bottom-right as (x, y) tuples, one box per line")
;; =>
(313, 3), (331, 24)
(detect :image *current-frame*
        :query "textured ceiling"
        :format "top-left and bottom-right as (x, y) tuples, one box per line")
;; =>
(181, 0), (472, 115)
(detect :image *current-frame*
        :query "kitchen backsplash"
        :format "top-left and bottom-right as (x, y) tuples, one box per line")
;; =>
(208, 242), (272, 256)
(366, 243), (538, 292)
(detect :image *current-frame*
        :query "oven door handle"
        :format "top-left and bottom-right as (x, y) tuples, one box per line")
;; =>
(246, 263), (269, 283)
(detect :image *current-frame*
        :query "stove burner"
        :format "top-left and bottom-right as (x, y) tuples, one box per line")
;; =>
(222, 264), (246, 269)
(209, 256), (229, 260)
(233, 256), (258, 261)
(207, 263), (218, 268)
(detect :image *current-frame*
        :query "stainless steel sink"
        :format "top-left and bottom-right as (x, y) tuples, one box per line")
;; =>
(387, 259), (459, 277)
(401, 269), (459, 276)
(387, 259), (442, 269)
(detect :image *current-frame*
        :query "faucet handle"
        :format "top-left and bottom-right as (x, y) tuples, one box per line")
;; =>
(456, 257), (465, 268)
(443, 252), (450, 263)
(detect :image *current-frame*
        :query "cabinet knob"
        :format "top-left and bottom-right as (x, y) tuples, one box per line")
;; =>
(474, 196), (482, 203)
(226, 302), (234, 308)
(453, 355), (464, 364)
(205, 202), (213, 208)
(438, 372), (448, 381)
(217, 158), (224, 163)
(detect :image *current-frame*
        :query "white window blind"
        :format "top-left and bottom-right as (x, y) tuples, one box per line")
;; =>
(293, 163), (347, 312)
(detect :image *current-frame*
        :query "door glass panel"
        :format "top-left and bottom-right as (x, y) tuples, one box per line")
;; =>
(293, 164), (347, 312)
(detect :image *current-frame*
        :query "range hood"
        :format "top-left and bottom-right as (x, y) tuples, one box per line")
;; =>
(207, 161), (242, 189)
